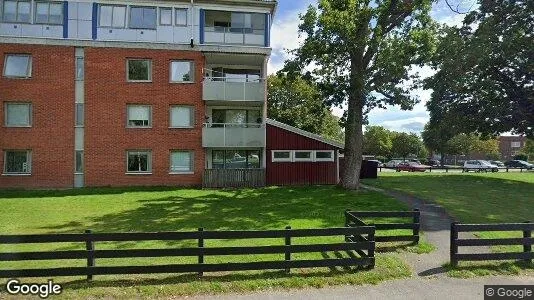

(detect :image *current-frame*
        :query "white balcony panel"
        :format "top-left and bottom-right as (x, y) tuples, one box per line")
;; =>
(203, 81), (265, 102)
(0, 23), (22, 36)
(203, 126), (265, 148)
(21, 24), (42, 37)
(42, 25), (63, 38)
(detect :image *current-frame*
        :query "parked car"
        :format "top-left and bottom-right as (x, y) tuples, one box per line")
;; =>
(463, 160), (499, 172)
(490, 160), (505, 167)
(396, 162), (429, 172)
(385, 160), (403, 168)
(504, 160), (534, 169)
(427, 159), (440, 166)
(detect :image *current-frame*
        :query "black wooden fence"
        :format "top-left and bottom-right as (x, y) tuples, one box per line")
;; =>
(0, 226), (375, 280)
(450, 222), (534, 267)
(345, 210), (420, 244)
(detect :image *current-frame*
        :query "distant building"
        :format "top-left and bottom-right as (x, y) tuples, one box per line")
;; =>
(498, 136), (527, 161)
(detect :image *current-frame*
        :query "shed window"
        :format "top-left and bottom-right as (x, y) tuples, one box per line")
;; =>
(272, 151), (291, 162)
(315, 151), (334, 162)
(294, 151), (313, 162)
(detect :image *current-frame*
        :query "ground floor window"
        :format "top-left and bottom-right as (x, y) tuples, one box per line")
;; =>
(170, 151), (194, 173)
(3, 150), (31, 174)
(212, 150), (261, 169)
(127, 150), (151, 173)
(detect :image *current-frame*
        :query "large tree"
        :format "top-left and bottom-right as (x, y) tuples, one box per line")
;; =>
(426, 0), (534, 137)
(363, 126), (393, 158)
(284, 0), (436, 189)
(267, 74), (344, 142)
(391, 132), (424, 160)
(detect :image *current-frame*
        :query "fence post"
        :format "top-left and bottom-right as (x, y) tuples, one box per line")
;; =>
(450, 222), (458, 267)
(285, 226), (291, 273)
(85, 229), (95, 281)
(413, 209), (420, 244)
(446, 167), (449, 173)
(198, 227), (204, 277)
(524, 221), (532, 265)
(368, 227), (375, 269)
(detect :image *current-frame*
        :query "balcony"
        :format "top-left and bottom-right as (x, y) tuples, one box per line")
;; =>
(204, 26), (265, 46)
(202, 123), (265, 148)
(203, 78), (265, 103)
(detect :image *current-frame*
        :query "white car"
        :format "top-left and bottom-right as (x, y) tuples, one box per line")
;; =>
(463, 160), (499, 172)
(385, 160), (403, 168)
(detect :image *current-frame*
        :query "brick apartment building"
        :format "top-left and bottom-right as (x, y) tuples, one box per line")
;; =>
(498, 136), (527, 161)
(0, 0), (277, 188)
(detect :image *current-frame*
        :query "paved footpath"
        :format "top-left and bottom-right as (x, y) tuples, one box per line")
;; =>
(188, 185), (534, 300)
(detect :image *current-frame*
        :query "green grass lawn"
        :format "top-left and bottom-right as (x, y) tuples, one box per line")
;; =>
(0, 186), (418, 298)
(363, 172), (534, 277)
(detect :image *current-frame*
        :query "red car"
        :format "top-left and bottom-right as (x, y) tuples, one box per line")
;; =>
(396, 162), (429, 172)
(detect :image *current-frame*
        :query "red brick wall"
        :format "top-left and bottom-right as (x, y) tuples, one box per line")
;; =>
(84, 48), (205, 187)
(0, 44), (75, 188)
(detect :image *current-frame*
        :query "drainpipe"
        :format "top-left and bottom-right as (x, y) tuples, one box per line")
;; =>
(190, 0), (194, 47)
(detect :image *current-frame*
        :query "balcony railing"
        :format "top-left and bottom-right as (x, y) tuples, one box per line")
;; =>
(202, 123), (265, 148)
(203, 77), (265, 102)
(204, 26), (265, 46)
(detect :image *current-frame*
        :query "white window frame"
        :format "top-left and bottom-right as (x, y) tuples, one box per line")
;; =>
(169, 150), (194, 174)
(127, 105), (152, 128)
(3, 150), (32, 175)
(75, 103), (84, 127)
(3, 54), (32, 78)
(159, 7), (172, 26)
(74, 150), (83, 174)
(34, 1), (63, 25)
(4, 102), (32, 127)
(129, 6), (157, 30)
(511, 141), (521, 148)
(2, 0), (31, 24)
(126, 150), (152, 174)
(293, 150), (314, 162)
(175, 8), (187, 26)
(169, 60), (194, 83)
(314, 150), (335, 162)
(126, 59), (152, 82)
(169, 105), (194, 128)
(98, 4), (126, 28)
(75, 56), (84, 80)
(271, 150), (292, 163)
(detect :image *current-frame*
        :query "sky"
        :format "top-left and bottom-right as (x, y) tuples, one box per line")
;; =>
(268, 0), (471, 134)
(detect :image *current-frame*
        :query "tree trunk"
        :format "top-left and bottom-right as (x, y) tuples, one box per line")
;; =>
(341, 58), (365, 190)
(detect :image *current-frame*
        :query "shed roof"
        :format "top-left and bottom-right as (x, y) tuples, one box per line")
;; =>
(266, 118), (344, 149)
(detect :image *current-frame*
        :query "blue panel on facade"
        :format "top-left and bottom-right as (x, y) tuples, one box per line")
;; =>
(92, 3), (98, 40)
(63, 1), (69, 38)
(264, 14), (271, 47)
(199, 9), (205, 44)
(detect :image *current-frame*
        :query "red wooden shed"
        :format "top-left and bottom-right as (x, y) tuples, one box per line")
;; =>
(266, 119), (344, 186)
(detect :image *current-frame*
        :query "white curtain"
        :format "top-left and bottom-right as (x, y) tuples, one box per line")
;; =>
(128, 106), (149, 120)
(7, 104), (30, 126)
(171, 152), (192, 172)
(171, 107), (192, 127)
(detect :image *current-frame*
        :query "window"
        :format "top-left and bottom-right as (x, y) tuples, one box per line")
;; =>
(170, 106), (194, 128)
(127, 105), (151, 127)
(75, 103), (84, 126)
(75, 150), (83, 173)
(99, 5), (126, 28)
(315, 150), (334, 162)
(3, 150), (31, 174)
(170, 151), (194, 173)
(75, 57), (84, 80)
(212, 150), (261, 169)
(3, 54), (32, 78)
(272, 151), (291, 162)
(511, 141), (521, 148)
(127, 150), (152, 173)
(5, 103), (31, 127)
(175, 8), (187, 26)
(159, 7), (172, 25)
(127, 59), (152, 82)
(35, 1), (63, 25)
(129, 6), (156, 29)
(170, 61), (194, 83)
(211, 109), (262, 127)
(2, 0), (30, 23)
(294, 151), (313, 162)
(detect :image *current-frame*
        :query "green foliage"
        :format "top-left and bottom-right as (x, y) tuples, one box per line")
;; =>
(284, 0), (437, 188)
(514, 154), (528, 161)
(391, 132), (423, 159)
(425, 0), (533, 136)
(267, 74), (344, 143)
(446, 133), (479, 156)
(363, 126), (394, 157)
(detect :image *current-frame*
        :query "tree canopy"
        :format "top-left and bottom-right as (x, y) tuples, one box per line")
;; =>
(425, 0), (533, 137)
(267, 74), (344, 143)
(284, 0), (437, 189)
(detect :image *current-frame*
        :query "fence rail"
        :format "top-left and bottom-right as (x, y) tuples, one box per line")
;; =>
(203, 168), (266, 188)
(0, 226), (375, 279)
(345, 210), (420, 243)
(450, 222), (534, 266)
